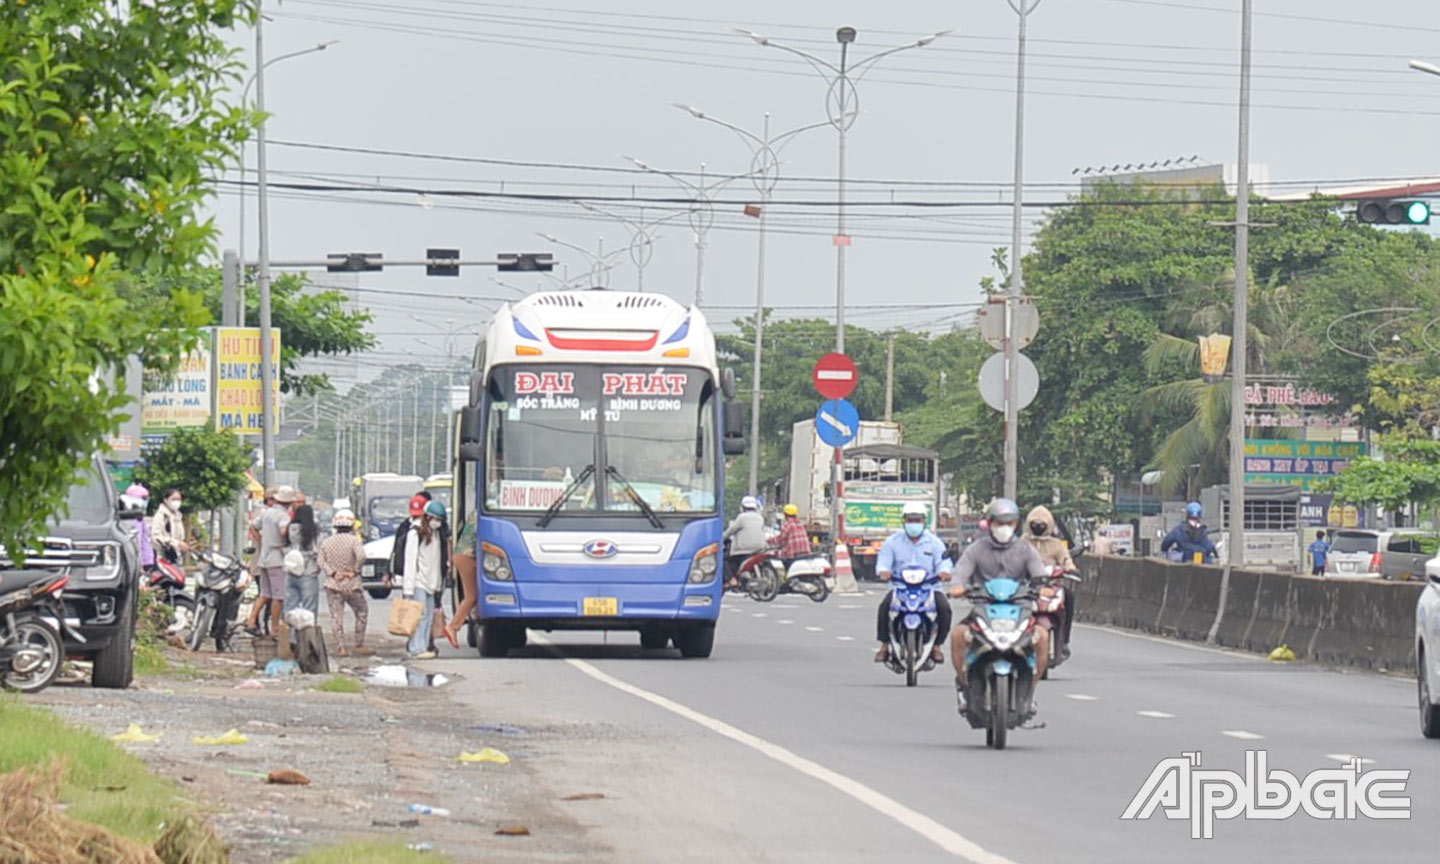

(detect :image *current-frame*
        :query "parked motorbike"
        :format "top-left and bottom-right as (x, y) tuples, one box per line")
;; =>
(760, 552), (832, 603)
(181, 550), (247, 652)
(960, 575), (1040, 750)
(884, 565), (943, 687)
(1034, 568), (1081, 678)
(143, 558), (194, 633)
(0, 569), (79, 693)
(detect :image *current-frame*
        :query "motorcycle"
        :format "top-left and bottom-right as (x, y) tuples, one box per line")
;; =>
(727, 543), (779, 602)
(960, 575), (1040, 750)
(758, 552), (832, 603)
(885, 565), (943, 687)
(181, 550), (247, 652)
(143, 558), (194, 633)
(1034, 568), (1081, 678)
(0, 567), (81, 693)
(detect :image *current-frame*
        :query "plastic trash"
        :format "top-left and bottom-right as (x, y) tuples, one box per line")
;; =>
(457, 747), (510, 765)
(406, 804), (450, 817)
(495, 825), (531, 836)
(406, 842), (435, 852)
(110, 723), (162, 743)
(234, 679), (265, 690)
(264, 658), (300, 677)
(1268, 644), (1296, 662)
(285, 609), (317, 630)
(193, 729), (249, 746)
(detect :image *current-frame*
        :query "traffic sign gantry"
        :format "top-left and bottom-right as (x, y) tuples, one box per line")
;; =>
(813, 352), (858, 399)
(815, 398), (860, 447)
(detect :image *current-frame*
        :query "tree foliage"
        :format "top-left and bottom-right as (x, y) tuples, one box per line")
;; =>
(0, 1), (255, 556)
(135, 427), (251, 514)
(1319, 436), (1440, 512)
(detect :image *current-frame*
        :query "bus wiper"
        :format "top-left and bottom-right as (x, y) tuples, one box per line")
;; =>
(537, 464), (595, 529)
(605, 465), (664, 529)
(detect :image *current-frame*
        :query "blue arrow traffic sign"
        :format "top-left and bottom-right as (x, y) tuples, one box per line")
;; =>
(815, 398), (860, 448)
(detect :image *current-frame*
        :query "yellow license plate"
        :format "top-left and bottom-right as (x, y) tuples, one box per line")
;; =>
(583, 597), (619, 616)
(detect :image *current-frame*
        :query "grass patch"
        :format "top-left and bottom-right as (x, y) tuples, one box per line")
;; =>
(314, 675), (364, 694)
(287, 839), (451, 863)
(0, 696), (190, 845)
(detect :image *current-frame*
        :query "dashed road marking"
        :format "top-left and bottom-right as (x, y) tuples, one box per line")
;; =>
(837, 636), (855, 642)
(752, 613), (767, 618)
(1325, 753), (1375, 766)
(1137, 710), (1175, 719)
(838, 604), (863, 609)
(806, 626), (824, 632)
(1065, 694), (1098, 702)
(1222, 730), (1264, 740)
(777, 619), (794, 625)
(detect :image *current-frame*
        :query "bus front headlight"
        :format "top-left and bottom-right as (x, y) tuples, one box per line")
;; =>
(689, 543), (718, 584)
(482, 541), (513, 581)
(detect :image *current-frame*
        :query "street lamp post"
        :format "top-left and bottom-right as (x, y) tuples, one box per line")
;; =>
(1003, 0), (1039, 502)
(674, 104), (829, 496)
(624, 158), (747, 306)
(737, 25), (949, 559)
(537, 232), (626, 288)
(576, 201), (685, 293)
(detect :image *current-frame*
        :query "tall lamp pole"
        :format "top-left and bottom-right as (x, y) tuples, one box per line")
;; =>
(624, 158), (747, 306)
(254, 4), (278, 489)
(673, 105), (828, 496)
(1003, 0), (1039, 502)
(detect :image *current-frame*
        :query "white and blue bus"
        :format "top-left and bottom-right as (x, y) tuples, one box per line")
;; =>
(455, 288), (745, 658)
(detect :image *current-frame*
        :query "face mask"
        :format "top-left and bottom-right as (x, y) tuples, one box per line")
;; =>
(167, 498), (182, 511)
(1188, 518), (1201, 528)
(991, 524), (1016, 544)
(904, 522), (924, 538)
(1029, 521), (1047, 536)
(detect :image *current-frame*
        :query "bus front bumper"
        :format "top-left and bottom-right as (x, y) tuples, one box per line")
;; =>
(479, 578), (720, 624)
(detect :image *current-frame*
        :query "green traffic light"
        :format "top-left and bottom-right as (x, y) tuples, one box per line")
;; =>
(1407, 201), (1431, 224)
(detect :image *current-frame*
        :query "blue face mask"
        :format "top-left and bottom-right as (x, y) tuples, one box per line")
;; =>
(904, 521), (924, 538)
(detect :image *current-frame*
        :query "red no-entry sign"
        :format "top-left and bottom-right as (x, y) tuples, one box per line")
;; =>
(813, 353), (858, 399)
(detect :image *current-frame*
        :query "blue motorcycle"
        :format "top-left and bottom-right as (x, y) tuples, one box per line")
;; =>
(961, 575), (1039, 749)
(885, 565), (942, 687)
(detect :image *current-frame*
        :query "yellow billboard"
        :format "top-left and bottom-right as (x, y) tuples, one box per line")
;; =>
(214, 327), (281, 435)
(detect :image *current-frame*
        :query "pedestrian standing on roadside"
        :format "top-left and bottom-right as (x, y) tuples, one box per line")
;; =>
(319, 509), (370, 656)
(285, 503), (323, 632)
(390, 494), (450, 659)
(1309, 529), (1331, 576)
(445, 509), (479, 646)
(247, 486), (294, 637)
(121, 484), (155, 570)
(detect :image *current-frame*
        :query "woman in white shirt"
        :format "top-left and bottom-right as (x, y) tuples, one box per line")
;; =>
(389, 496), (451, 658)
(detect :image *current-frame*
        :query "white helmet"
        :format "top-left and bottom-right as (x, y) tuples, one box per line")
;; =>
(741, 496), (760, 511)
(901, 501), (927, 520)
(332, 509), (356, 527)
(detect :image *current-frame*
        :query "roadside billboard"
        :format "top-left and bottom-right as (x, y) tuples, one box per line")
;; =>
(214, 327), (281, 435)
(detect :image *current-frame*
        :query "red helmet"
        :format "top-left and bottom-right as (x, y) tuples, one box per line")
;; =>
(408, 494), (428, 517)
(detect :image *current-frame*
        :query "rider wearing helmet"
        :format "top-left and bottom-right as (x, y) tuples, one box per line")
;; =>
(947, 498), (1053, 714)
(723, 496), (767, 589)
(874, 501), (953, 666)
(1160, 501), (1217, 564)
(776, 503), (812, 567)
(120, 483), (155, 570)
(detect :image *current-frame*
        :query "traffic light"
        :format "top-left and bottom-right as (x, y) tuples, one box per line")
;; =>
(1356, 199), (1431, 225)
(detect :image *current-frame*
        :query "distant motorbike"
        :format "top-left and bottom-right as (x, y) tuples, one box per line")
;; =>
(960, 575), (1040, 750)
(884, 565), (943, 687)
(756, 552), (831, 603)
(729, 544), (779, 602)
(181, 550), (247, 652)
(1034, 568), (1081, 677)
(143, 559), (194, 632)
(0, 568), (79, 693)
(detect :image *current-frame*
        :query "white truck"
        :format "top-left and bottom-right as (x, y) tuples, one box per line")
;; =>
(358, 472), (423, 542)
(787, 420), (941, 580)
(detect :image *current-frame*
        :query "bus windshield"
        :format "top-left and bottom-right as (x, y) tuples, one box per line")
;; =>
(485, 365), (717, 515)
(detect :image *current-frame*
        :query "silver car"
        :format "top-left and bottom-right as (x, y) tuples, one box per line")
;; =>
(1418, 554), (1440, 738)
(1325, 529), (1434, 581)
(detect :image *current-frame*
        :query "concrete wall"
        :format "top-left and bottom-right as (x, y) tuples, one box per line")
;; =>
(1076, 554), (1423, 672)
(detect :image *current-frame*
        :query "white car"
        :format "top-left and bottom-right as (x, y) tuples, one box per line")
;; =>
(362, 534), (396, 599)
(1418, 554), (1440, 738)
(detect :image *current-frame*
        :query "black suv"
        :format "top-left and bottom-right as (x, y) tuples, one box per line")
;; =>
(17, 459), (143, 688)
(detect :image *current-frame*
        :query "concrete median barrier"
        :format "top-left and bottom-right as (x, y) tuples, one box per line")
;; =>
(1076, 555), (1422, 671)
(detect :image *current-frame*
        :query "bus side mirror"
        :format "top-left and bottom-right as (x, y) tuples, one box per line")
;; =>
(459, 406), (481, 445)
(721, 368), (737, 400)
(459, 442), (485, 461)
(722, 401), (746, 455)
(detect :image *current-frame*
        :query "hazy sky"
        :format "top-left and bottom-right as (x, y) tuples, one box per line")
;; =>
(206, 0), (1440, 387)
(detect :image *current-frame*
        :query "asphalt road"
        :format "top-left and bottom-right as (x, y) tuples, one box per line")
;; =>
(418, 589), (1437, 863)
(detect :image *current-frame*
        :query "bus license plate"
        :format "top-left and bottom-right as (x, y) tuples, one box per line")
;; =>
(584, 597), (619, 616)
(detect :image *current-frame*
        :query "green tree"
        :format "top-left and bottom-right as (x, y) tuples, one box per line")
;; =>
(1319, 435), (1440, 515)
(135, 427), (251, 514)
(0, 1), (254, 556)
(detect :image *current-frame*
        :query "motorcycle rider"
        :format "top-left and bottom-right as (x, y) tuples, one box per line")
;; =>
(776, 504), (812, 569)
(1024, 505), (1077, 665)
(1160, 502), (1218, 564)
(723, 496), (766, 590)
(874, 502), (952, 666)
(947, 498), (1052, 713)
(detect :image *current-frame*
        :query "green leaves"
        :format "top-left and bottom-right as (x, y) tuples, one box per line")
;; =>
(134, 427), (251, 514)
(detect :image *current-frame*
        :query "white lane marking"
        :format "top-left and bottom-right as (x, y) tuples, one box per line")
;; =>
(752, 613), (767, 618)
(1325, 753), (1375, 765)
(543, 638), (1020, 864)
(838, 604), (863, 609)
(1137, 710), (1175, 719)
(1064, 694), (1098, 702)
(837, 636), (855, 642)
(777, 619), (794, 625)
(772, 605), (799, 610)
(806, 626), (824, 632)
(1222, 730), (1264, 740)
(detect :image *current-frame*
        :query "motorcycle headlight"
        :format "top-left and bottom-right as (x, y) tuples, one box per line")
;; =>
(991, 618), (1019, 633)
(689, 543), (718, 584)
(76, 541), (121, 581)
(482, 542), (513, 581)
(900, 568), (928, 586)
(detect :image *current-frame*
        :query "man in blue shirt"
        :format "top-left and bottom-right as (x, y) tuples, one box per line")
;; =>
(1160, 501), (1218, 564)
(1308, 530), (1330, 576)
(874, 501), (953, 665)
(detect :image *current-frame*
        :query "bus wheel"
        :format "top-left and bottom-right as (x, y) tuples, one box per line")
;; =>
(675, 624), (715, 659)
(479, 622), (512, 658)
